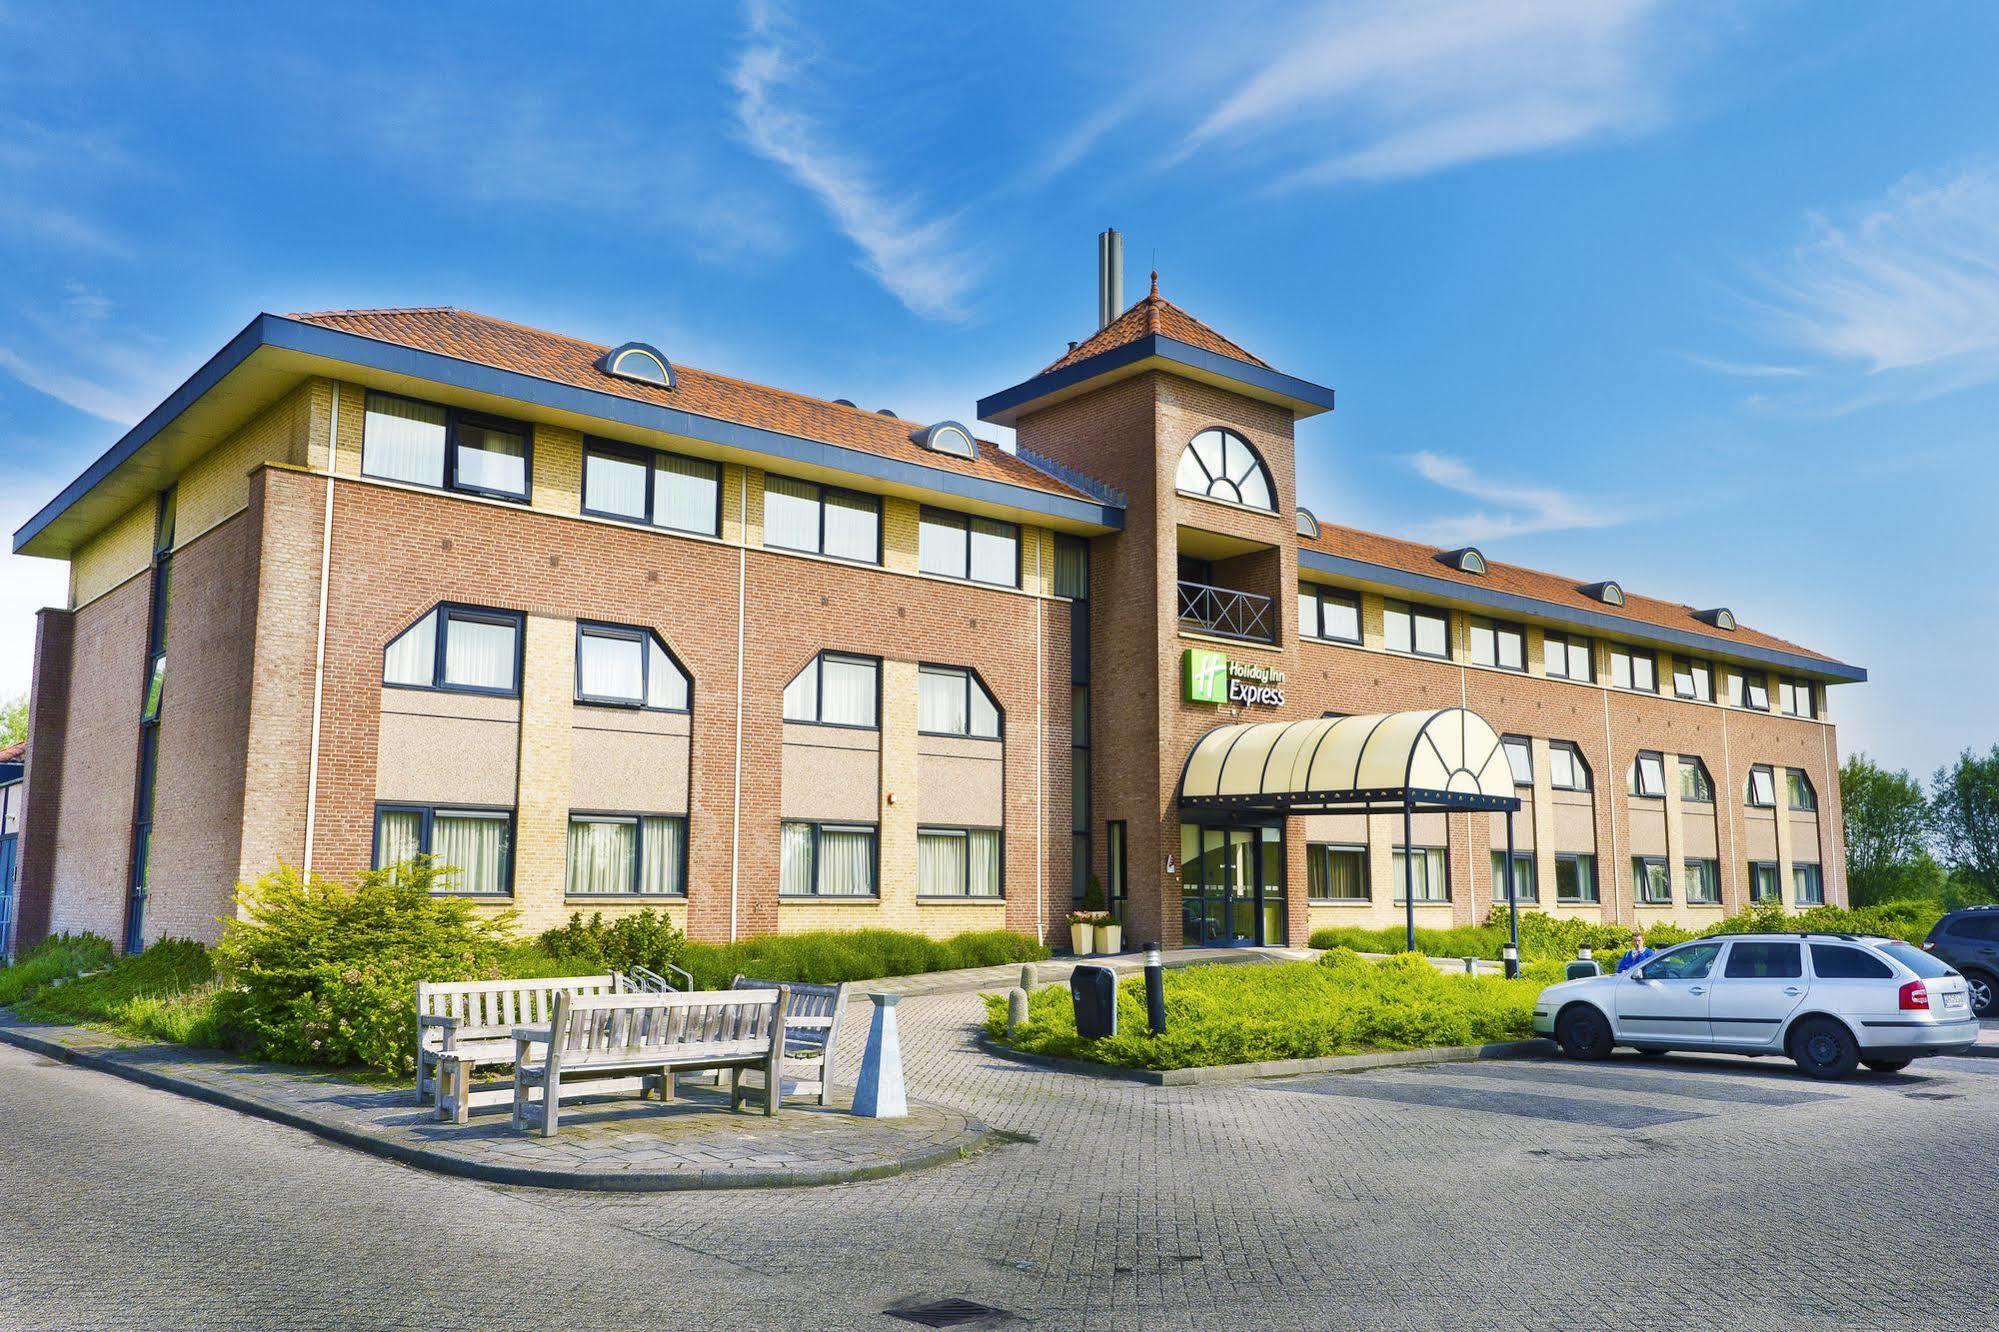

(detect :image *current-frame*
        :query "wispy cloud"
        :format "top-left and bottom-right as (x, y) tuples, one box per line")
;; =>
(730, 0), (979, 321)
(1677, 352), (1810, 379)
(1405, 450), (1632, 546)
(0, 116), (136, 256)
(1742, 163), (1999, 405)
(0, 287), (178, 424)
(1157, 0), (1671, 189)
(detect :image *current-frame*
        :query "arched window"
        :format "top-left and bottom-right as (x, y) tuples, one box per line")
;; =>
(598, 341), (675, 389)
(1175, 428), (1274, 511)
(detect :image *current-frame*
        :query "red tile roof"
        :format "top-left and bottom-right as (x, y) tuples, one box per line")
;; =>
(1302, 520), (1850, 669)
(0, 741), (23, 765)
(289, 308), (1091, 502)
(1041, 274), (1271, 375)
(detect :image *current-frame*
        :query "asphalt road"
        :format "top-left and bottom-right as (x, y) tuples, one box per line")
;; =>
(2, 1000), (1995, 1331)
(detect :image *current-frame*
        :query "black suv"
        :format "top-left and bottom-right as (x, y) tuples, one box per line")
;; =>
(1924, 907), (1999, 1017)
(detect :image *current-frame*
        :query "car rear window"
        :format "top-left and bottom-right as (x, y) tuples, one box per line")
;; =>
(1724, 942), (1803, 979)
(1879, 942), (1954, 978)
(1810, 944), (1892, 980)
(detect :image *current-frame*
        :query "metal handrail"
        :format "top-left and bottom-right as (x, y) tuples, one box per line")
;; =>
(1177, 580), (1275, 643)
(629, 963), (695, 993)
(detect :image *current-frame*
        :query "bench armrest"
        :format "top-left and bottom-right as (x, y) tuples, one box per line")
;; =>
(512, 1025), (551, 1045)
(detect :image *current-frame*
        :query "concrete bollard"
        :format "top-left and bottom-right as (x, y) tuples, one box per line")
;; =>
(1463, 956), (1477, 974)
(852, 993), (908, 1119)
(1020, 963), (1038, 993)
(1006, 987), (1029, 1036)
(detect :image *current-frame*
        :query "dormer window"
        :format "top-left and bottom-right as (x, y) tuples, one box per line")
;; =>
(1295, 507), (1321, 540)
(1581, 581), (1625, 606)
(1695, 607), (1736, 631)
(1175, 428), (1274, 511)
(1441, 547), (1487, 575)
(911, 421), (977, 459)
(598, 342), (674, 389)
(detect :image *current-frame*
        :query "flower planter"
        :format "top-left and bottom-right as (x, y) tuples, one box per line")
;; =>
(1096, 923), (1123, 955)
(1069, 921), (1095, 955)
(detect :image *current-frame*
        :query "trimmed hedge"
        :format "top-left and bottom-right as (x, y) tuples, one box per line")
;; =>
(677, 928), (1049, 990)
(986, 949), (1554, 1071)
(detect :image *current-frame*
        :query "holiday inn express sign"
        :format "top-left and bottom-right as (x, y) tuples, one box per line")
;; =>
(1183, 648), (1286, 708)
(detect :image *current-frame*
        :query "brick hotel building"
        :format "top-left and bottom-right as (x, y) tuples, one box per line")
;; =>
(6, 247), (1864, 957)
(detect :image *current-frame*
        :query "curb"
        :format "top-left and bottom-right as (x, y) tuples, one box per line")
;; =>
(977, 1033), (1557, 1086)
(0, 1024), (990, 1193)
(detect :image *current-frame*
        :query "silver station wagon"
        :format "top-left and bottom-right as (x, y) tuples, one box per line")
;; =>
(1533, 932), (1979, 1079)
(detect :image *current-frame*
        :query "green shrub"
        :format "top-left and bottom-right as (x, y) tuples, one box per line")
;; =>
(0, 932), (115, 1006)
(535, 909), (687, 977)
(210, 858), (517, 1075)
(986, 950), (1543, 1070)
(675, 928), (1049, 990)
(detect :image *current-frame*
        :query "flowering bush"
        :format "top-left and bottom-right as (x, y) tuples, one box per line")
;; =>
(211, 858), (515, 1074)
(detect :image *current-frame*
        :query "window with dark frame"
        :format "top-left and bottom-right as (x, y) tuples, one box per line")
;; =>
(1629, 751), (1667, 799)
(1501, 736), (1534, 787)
(762, 475), (881, 564)
(1749, 862), (1781, 902)
(1175, 427), (1275, 510)
(1780, 677), (1818, 719)
(1792, 863), (1825, 905)
(1610, 644), (1657, 692)
(782, 652), (880, 728)
(1543, 629), (1594, 682)
(580, 439), (721, 537)
(918, 508), (1019, 587)
(1308, 844), (1369, 901)
(1384, 600), (1450, 659)
(917, 826), (1003, 898)
(1106, 821), (1127, 922)
(383, 605), (523, 696)
(1555, 853), (1598, 903)
(1490, 850), (1538, 903)
(1672, 656), (1714, 702)
(1679, 757), (1714, 802)
(779, 821), (878, 897)
(1632, 855), (1671, 904)
(565, 813), (687, 896)
(1787, 770), (1817, 812)
(362, 392), (530, 502)
(1299, 585), (1362, 644)
(1054, 535), (1089, 600)
(1470, 617), (1527, 672)
(917, 664), (1002, 739)
(373, 804), (515, 896)
(1746, 764), (1777, 808)
(1683, 858), (1721, 904)
(1391, 846), (1449, 903)
(574, 621), (690, 711)
(1548, 742), (1592, 792)
(1072, 684), (1090, 902)
(1730, 670), (1770, 711)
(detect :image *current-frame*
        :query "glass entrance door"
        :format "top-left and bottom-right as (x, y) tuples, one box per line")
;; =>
(1179, 823), (1285, 946)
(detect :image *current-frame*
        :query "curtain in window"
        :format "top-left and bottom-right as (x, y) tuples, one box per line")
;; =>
(779, 822), (813, 895)
(918, 831), (964, 896)
(640, 817), (685, 895)
(375, 810), (422, 870)
(384, 611), (437, 686)
(646, 639), (688, 710)
(434, 813), (508, 894)
(567, 818), (634, 895)
(578, 630), (644, 702)
(968, 679), (1000, 738)
(363, 396), (447, 486)
(918, 514), (967, 578)
(819, 656), (877, 727)
(822, 491), (878, 562)
(817, 827), (874, 896)
(1414, 613), (1448, 657)
(454, 422), (527, 495)
(968, 830), (1001, 897)
(1393, 849), (1446, 902)
(655, 454), (719, 535)
(764, 476), (821, 551)
(782, 657), (819, 721)
(1053, 536), (1087, 599)
(919, 668), (967, 734)
(969, 519), (1016, 585)
(442, 616), (516, 691)
(585, 450), (648, 518)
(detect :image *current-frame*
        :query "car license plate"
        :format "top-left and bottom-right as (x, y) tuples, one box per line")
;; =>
(1945, 991), (1968, 1009)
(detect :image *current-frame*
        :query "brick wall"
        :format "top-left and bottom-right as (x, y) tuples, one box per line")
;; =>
(12, 609), (76, 950)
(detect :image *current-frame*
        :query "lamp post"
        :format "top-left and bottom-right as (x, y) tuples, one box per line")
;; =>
(1403, 800), (1416, 954)
(1503, 808), (1521, 978)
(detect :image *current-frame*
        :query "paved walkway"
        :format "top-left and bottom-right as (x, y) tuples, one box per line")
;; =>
(0, 1017), (984, 1191)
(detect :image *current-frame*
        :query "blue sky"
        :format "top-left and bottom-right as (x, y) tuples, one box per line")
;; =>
(3, 1), (1995, 777)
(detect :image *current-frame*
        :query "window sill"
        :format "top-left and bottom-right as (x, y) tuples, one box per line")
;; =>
(916, 896), (1005, 905)
(778, 895), (881, 904)
(1307, 899), (1375, 908)
(1390, 900), (1454, 908)
(1554, 899), (1601, 908)
(564, 894), (687, 902)
(429, 892), (513, 900)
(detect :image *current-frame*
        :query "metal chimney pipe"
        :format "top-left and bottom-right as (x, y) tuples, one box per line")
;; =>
(1097, 228), (1124, 330)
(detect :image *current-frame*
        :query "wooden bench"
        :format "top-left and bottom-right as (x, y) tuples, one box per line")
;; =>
(510, 988), (790, 1137)
(416, 974), (630, 1124)
(732, 975), (849, 1106)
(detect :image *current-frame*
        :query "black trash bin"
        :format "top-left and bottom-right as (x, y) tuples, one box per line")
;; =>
(1070, 964), (1118, 1040)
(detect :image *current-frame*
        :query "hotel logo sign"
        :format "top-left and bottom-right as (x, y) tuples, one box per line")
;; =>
(1183, 648), (1286, 708)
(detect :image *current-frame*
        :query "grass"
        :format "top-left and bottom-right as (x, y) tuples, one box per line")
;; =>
(5, 937), (227, 1047)
(0, 933), (115, 1006)
(985, 949), (1565, 1071)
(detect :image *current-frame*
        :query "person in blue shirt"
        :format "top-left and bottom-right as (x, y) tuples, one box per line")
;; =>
(1617, 932), (1656, 973)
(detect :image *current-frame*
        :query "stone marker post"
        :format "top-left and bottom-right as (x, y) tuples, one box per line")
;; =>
(852, 992), (907, 1119)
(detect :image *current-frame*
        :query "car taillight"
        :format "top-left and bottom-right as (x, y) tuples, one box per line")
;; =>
(1899, 981), (1929, 1011)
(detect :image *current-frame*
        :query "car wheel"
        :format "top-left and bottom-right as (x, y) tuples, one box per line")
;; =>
(1788, 1017), (1860, 1080)
(1555, 1005), (1613, 1060)
(1965, 970), (1996, 1019)
(1861, 1058), (1911, 1074)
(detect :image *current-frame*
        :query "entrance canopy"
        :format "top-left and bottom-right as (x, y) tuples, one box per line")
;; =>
(1177, 707), (1522, 815)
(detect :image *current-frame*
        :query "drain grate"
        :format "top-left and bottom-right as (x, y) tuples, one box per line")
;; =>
(885, 1297), (1013, 1328)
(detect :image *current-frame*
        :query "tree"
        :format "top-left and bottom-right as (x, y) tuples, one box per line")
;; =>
(1840, 755), (1932, 906)
(1931, 746), (1999, 896)
(0, 693), (24, 750)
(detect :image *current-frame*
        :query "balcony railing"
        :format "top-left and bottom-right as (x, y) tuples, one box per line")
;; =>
(1178, 580), (1275, 643)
